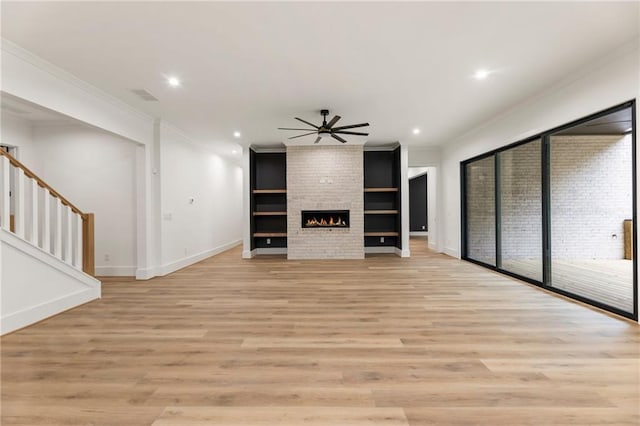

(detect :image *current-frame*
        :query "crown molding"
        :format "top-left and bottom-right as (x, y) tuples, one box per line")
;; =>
(1, 38), (154, 124)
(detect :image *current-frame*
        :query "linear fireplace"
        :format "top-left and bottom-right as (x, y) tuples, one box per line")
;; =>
(302, 210), (350, 228)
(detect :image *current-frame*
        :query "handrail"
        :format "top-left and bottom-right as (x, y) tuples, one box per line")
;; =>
(0, 149), (86, 217)
(1, 148), (95, 276)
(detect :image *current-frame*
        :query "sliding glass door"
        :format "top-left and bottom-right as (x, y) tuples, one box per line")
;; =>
(461, 101), (637, 320)
(548, 108), (635, 313)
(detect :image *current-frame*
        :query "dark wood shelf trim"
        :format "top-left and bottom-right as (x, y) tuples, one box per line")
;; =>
(253, 232), (287, 237)
(364, 232), (399, 237)
(253, 211), (287, 216)
(253, 189), (287, 194)
(364, 187), (398, 192)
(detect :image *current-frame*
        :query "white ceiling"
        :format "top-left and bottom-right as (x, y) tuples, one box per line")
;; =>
(1, 1), (638, 147)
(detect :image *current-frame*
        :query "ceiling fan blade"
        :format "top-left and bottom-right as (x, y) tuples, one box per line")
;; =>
(326, 115), (341, 129)
(288, 132), (318, 140)
(314, 136), (322, 144)
(331, 134), (347, 143)
(334, 130), (369, 136)
(278, 127), (316, 131)
(332, 123), (370, 131)
(295, 117), (319, 129)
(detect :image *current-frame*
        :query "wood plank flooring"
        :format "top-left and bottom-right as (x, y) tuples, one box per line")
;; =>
(2, 237), (639, 425)
(502, 258), (634, 312)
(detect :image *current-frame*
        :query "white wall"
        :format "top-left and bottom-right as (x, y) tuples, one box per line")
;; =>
(159, 124), (243, 275)
(440, 43), (639, 259)
(31, 124), (138, 275)
(1, 39), (160, 279)
(1, 229), (101, 334)
(1, 40), (154, 146)
(0, 113), (35, 165)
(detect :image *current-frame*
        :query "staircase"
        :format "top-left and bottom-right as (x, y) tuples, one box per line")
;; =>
(0, 149), (101, 335)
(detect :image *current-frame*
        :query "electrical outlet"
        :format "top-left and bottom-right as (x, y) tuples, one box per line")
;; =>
(104, 254), (110, 262)
(380, 237), (385, 243)
(267, 238), (271, 245)
(184, 248), (188, 255)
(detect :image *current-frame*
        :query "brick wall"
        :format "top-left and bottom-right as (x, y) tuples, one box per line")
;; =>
(287, 145), (364, 259)
(465, 156), (496, 265)
(551, 134), (632, 259)
(466, 134), (632, 263)
(500, 140), (542, 261)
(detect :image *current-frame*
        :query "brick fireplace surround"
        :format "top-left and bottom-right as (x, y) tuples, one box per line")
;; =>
(286, 145), (364, 259)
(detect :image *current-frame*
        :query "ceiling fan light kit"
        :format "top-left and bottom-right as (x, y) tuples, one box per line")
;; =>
(278, 109), (369, 144)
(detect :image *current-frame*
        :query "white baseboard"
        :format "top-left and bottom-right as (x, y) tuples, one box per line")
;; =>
(410, 231), (429, 237)
(428, 241), (437, 251)
(365, 246), (396, 254)
(1, 287), (99, 335)
(397, 247), (411, 258)
(242, 249), (256, 259)
(135, 267), (158, 280)
(364, 247), (409, 257)
(95, 266), (136, 277)
(444, 247), (460, 258)
(159, 239), (242, 276)
(255, 248), (287, 255)
(1, 229), (101, 335)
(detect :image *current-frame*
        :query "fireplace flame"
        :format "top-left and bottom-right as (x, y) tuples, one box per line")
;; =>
(305, 216), (346, 227)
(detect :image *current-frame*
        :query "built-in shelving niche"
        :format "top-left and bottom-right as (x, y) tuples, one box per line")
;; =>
(250, 150), (287, 251)
(364, 148), (402, 251)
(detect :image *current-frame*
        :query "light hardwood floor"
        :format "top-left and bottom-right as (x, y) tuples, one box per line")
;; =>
(2, 238), (639, 425)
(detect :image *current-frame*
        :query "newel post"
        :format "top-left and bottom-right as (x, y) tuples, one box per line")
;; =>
(82, 213), (95, 276)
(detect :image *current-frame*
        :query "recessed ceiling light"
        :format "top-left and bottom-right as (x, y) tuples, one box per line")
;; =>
(232, 150), (238, 154)
(167, 76), (181, 87)
(412, 128), (421, 135)
(233, 131), (241, 138)
(474, 69), (489, 80)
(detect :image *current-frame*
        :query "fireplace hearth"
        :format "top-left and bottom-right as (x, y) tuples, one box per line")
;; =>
(302, 210), (350, 229)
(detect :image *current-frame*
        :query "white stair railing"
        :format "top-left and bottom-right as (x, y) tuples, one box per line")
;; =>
(0, 150), (94, 275)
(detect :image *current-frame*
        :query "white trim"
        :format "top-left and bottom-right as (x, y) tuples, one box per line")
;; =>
(444, 247), (459, 258)
(428, 241), (437, 251)
(397, 247), (410, 258)
(1, 286), (99, 335)
(135, 266), (158, 281)
(242, 249), (256, 259)
(409, 170), (428, 179)
(1, 38), (152, 122)
(1, 228), (101, 335)
(363, 142), (400, 151)
(364, 246), (396, 254)
(95, 266), (137, 277)
(249, 145), (286, 153)
(159, 239), (241, 276)
(255, 247), (287, 255)
(410, 231), (429, 237)
(1, 228), (100, 285)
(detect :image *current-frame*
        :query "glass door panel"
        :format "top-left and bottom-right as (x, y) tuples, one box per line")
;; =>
(465, 156), (496, 266)
(499, 140), (543, 281)
(549, 107), (634, 314)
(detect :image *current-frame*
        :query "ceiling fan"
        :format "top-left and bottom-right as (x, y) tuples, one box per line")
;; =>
(278, 109), (369, 143)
